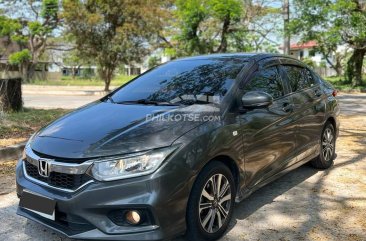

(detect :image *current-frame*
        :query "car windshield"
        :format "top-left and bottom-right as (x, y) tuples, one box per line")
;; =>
(109, 57), (248, 105)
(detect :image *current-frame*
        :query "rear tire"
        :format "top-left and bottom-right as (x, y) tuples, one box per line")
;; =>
(186, 161), (235, 241)
(310, 122), (336, 169)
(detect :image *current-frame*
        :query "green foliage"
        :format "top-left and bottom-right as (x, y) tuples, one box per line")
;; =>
(148, 56), (160, 69)
(0, 16), (22, 36)
(302, 57), (316, 68)
(41, 0), (59, 20)
(208, 0), (242, 21)
(164, 48), (177, 57)
(325, 75), (365, 91)
(175, 0), (243, 55)
(10, 35), (28, 44)
(28, 21), (45, 35)
(63, 0), (167, 90)
(62, 49), (91, 68)
(290, 0), (366, 86)
(173, 0), (280, 56)
(319, 61), (327, 68)
(0, 0), (60, 83)
(8, 49), (31, 65)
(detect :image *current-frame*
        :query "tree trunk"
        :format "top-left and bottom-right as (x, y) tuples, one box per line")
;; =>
(216, 15), (230, 53)
(347, 49), (366, 86)
(104, 78), (111, 92)
(27, 64), (36, 82)
(0, 78), (23, 112)
(72, 67), (77, 79)
(324, 54), (342, 76)
(99, 66), (114, 92)
(283, 0), (290, 55)
(335, 62), (342, 77)
(19, 62), (36, 83)
(19, 63), (29, 82)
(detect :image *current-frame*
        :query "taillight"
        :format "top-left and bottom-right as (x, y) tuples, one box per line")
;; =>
(332, 90), (337, 97)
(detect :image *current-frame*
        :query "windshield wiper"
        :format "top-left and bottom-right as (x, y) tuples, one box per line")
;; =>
(177, 99), (212, 105)
(105, 95), (115, 103)
(115, 99), (181, 106)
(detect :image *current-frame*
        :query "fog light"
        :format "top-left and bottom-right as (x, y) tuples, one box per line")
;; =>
(125, 210), (141, 225)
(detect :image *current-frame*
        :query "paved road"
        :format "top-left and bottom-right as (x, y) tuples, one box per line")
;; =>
(1, 93), (365, 241)
(337, 93), (366, 115)
(24, 94), (100, 109)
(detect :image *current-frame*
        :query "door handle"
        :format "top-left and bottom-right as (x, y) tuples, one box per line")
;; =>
(282, 102), (293, 112)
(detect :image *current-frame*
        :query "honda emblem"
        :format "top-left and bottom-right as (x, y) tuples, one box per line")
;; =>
(38, 159), (51, 177)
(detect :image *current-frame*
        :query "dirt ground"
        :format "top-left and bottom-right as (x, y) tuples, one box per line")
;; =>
(0, 95), (365, 240)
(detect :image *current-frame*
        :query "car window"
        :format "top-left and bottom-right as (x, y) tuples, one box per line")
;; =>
(283, 65), (316, 92)
(243, 66), (285, 99)
(306, 69), (317, 86)
(109, 58), (248, 105)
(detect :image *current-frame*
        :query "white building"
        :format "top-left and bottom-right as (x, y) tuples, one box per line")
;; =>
(289, 41), (325, 65)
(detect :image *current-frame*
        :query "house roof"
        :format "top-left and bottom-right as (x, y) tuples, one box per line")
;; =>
(290, 41), (317, 50)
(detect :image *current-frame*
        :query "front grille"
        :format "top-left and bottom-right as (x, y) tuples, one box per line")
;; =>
(24, 161), (92, 190)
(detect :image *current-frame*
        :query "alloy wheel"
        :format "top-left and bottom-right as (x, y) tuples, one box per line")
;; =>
(198, 174), (232, 233)
(322, 127), (334, 162)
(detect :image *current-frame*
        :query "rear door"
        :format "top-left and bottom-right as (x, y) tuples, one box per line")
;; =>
(239, 61), (297, 189)
(279, 62), (326, 162)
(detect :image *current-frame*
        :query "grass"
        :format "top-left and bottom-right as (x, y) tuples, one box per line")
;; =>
(324, 76), (366, 91)
(30, 74), (136, 87)
(0, 108), (69, 147)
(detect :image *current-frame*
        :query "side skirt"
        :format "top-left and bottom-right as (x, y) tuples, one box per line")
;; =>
(235, 152), (319, 203)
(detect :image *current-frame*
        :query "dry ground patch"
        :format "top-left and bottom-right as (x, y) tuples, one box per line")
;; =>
(0, 108), (68, 148)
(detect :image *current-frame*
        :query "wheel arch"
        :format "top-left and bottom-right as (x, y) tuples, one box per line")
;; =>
(326, 116), (336, 130)
(202, 155), (241, 193)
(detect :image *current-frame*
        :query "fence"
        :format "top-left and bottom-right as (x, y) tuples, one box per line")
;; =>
(0, 71), (62, 82)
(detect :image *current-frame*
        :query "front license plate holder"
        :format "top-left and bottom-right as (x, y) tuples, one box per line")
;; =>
(19, 190), (56, 220)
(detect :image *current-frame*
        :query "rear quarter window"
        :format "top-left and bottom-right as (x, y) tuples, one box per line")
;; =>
(283, 65), (317, 92)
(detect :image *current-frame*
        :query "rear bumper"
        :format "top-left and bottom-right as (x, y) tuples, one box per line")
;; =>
(16, 159), (192, 240)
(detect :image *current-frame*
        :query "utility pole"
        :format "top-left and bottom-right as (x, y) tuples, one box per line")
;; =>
(283, 0), (290, 55)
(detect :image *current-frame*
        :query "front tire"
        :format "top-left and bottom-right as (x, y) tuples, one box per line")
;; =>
(186, 161), (235, 241)
(311, 122), (336, 169)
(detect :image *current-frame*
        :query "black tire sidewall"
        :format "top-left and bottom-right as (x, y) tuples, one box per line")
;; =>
(186, 161), (235, 241)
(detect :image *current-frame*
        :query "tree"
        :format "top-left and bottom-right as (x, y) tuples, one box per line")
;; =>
(173, 0), (243, 54)
(283, 0), (290, 55)
(63, 0), (168, 91)
(290, 0), (366, 86)
(148, 56), (160, 69)
(0, 0), (60, 82)
(0, 77), (22, 112)
(167, 0), (280, 56)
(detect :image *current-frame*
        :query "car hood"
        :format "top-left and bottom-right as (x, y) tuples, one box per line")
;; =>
(30, 101), (220, 159)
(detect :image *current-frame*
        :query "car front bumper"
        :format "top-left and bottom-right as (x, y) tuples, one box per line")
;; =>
(16, 159), (193, 241)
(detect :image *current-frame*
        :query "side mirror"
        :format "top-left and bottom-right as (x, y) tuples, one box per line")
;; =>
(241, 91), (273, 108)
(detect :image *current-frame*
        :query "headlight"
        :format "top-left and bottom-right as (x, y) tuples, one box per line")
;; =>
(21, 133), (36, 160)
(90, 145), (179, 181)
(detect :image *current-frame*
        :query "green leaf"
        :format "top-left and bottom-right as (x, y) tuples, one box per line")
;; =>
(9, 49), (31, 65)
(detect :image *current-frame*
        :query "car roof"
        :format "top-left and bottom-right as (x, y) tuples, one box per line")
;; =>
(172, 52), (300, 63)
